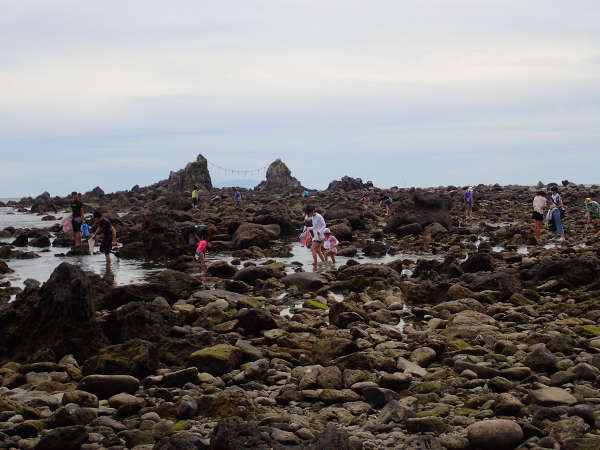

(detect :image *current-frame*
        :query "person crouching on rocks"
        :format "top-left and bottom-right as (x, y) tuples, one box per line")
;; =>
(90, 211), (117, 265)
(322, 228), (339, 264)
(532, 190), (547, 242)
(304, 205), (326, 269)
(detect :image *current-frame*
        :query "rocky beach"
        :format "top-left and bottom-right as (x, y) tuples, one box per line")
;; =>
(0, 155), (599, 450)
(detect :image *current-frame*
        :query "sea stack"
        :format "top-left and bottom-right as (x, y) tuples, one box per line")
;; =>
(255, 159), (304, 194)
(168, 154), (212, 192)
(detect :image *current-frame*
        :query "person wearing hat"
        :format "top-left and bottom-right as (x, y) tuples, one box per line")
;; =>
(464, 187), (474, 219)
(322, 228), (339, 264)
(584, 198), (600, 239)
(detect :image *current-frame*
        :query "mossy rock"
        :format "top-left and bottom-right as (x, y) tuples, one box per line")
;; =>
(189, 344), (242, 376)
(510, 293), (533, 306)
(238, 297), (262, 308)
(581, 325), (600, 336)
(213, 320), (239, 333)
(82, 339), (159, 379)
(415, 381), (442, 394)
(486, 353), (508, 363)
(304, 300), (328, 310)
(455, 408), (479, 416)
(416, 406), (450, 417)
(547, 334), (575, 354)
(448, 339), (471, 351)
(172, 420), (191, 431)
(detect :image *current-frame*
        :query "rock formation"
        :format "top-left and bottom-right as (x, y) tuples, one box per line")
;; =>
(327, 176), (373, 191)
(167, 154), (212, 192)
(255, 159), (303, 194)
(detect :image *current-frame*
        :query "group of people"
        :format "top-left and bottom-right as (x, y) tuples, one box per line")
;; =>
(301, 205), (339, 269)
(360, 194), (394, 216)
(191, 186), (242, 208)
(69, 191), (117, 265)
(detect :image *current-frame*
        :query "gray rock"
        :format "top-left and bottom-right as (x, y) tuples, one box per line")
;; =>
(529, 387), (577, 406)
(467, 419), (523, 450)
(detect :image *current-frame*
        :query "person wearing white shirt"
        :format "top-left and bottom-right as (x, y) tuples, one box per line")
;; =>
(532, 190), (547, 241)
(304, 205), (326, 269)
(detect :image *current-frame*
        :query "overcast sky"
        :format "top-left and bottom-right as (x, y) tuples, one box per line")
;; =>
(1, 0), (599, 197)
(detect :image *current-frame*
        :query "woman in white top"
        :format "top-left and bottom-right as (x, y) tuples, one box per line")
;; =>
(532, 190), (547, 241)
(304, 205), (326, 269)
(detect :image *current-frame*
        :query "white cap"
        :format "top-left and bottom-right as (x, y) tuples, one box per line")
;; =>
(323, 228), (331, 234)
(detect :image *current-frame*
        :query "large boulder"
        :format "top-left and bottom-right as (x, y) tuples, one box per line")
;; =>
(522, 257), (600, 287)
(231, 223), (281, 249)
(281, 272), (327, 291)
(326, 176), (373, 191)
(0, 263), (109, 364)
(190, 344), (243, 376)
(385, 192), (452, 232)
(255, 159), (303, 194)
(467, 419), (524, 450)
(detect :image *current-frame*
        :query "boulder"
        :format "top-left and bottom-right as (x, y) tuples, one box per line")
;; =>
(385, 193), (452, 232)
(467, 419), (524, 450)
(82, 339), (159, 378)
(528, 387), (578, 406)
(209, 417), (273, 450)
(326, 176), (373, 192)
(281, 272), (327, 291)
(236, 308), (277, 334)
(190, 344), (243, 376)
(232, 265), (278, 285)
(461, 252), (494, 273)
(35, 425), (88, 450)
(231, 222), (281, 249)
(207, 261), (237, 278)
(168, 153), (213, 192)
(78, 374), (140, 398)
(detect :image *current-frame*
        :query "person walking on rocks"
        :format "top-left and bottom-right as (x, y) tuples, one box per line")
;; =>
(532, 190), (547, 241)
(464, 187), (474, 219)
(233, 190), (242, 207)
(70, 191), (84, 247)
(379, 194), (393, 216)
(322, 228), (339, 264)
(191, 186), (199, 208)
(90, 211), (117, 265)
(304, 205), (326, 269)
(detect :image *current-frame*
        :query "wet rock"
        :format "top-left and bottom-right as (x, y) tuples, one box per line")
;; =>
(36, 425), (88, 450)
(467, 419), (524, 450)
(11, 234), (28, 247)
(29, 236), (51, 247)
(329, 301), (369, 328)
(236, 308), (277, 334)
(206, 261), (237, 278)
(312, 338), (358, 365)
(363, 241), (388, 257)
(232, 265), (279, 285)
(282, 272), (327, 291)
(461, 252), (494, 273)
(0, 260), (14, 274)
(82, 339), (159, 378)
(78, 374), (140, 398)
(524, 343), (557, 373)
(155, 431), (208, 450)
(163, 367), (199, 387)
(190, 344), (242, 376)
(61, 390), (99, 408)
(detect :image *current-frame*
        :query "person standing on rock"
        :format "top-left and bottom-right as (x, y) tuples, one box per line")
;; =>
(90, 211), (117, 265)
(549, 186), (566, 241)
(322, 228), (339, 264)
(532, 190), (547, 241)
(233, 190), (242, 207)
(464, 187), (474, 219)
(304, 205), (326, 269)
(70, 191), (84, 248)
(379, 194), (394, 216)
(191, 186), (199, 208)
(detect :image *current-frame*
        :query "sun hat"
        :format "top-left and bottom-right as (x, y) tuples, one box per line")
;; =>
(585, 198), (593, 204)
(323, 228), (331, 234)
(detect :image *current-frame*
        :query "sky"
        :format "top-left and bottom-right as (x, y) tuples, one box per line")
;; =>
(1, 0), (600, 197)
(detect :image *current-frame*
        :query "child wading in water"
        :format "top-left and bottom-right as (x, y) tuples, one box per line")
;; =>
(304, 205), (326, 270)
(322, 228), (339, 264)
(194, 228), (209, 278)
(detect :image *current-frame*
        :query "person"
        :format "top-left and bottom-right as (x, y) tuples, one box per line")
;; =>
(322, 228), (339, 264)
(233, 190), (242, 207)
(90, 211), (117, 265)
(379, 194), (394, 216)
(299, 219), (313, 247)
(464, 187), (474, 219)
(70, 191), (84, 247)
(303, 189), (310, 198)
(549, 186), (566, 240)
(361, 194), (370, 209)
(191, 186), (199, 208)
(532, 190), (547, 241)
(304, 205), (326, 269)
(195, 236), (208, 266)
(584, 198), (600, 226)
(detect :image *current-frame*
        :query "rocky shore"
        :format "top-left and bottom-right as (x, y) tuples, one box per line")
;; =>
(0, 158), (599, 449)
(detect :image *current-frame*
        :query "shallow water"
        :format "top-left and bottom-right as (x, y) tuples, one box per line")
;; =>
(0, 208), (162, 297)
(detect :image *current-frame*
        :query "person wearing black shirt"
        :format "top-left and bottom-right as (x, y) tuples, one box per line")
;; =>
(70, 191), (84, 247)
(90, 211), (117, 265)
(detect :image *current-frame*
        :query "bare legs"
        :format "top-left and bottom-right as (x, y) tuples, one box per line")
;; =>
(311, 241), (325, 268)
(534, 220), (542, 241)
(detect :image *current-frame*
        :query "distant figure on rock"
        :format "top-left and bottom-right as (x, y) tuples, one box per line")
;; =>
(379, 194), (394, 216)
(233, 190), (242, 207)
(195, 233), (209, 266)
(303, 189), (310, 197)
(547, 186), (566, 241)
(304, 205), (326, 270)
(532, 190), (547, 241)
(70, 191), (84, 247)
(361, 194), (370, 209)
(90, 211), (117, 265)
(322, 228), (339, 264)
(464, 187), (474, 219)
(191, 185), (199, 208)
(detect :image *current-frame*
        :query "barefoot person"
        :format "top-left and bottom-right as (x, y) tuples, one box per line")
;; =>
(304, 205), (326, 269)
(191, 186), (199, 208)
(464, 187), (474, 219)
(90, 211), (117, 265)
(532, 190), (547, 241)
(549, 186), (566, 241)
(70, 191), (84, 247)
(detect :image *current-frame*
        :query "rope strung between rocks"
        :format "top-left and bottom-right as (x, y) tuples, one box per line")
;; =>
(206, 159), (270, 177)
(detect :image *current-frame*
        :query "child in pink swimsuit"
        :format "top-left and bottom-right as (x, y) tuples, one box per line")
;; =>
(195, 239), (208, 265)
(322, 228), (339, 264)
